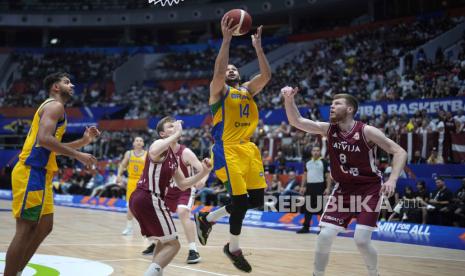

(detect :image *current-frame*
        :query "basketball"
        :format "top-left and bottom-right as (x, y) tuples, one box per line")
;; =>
(222, 9), (252, 36)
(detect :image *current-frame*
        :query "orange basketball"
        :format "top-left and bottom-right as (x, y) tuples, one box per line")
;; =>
(222, 9), (252, 36)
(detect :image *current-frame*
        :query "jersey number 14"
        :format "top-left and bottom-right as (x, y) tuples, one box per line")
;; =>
(239, 104), (249, 118)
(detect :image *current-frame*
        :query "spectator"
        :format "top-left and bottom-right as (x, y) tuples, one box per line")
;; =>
(451, 178), (465, 227)
(411, 150), (426, 164)
(266, 174), (283, 198)
(280, 171), (301, 197)
(427, 147), (444, 164)
(427, 177), (453, 225)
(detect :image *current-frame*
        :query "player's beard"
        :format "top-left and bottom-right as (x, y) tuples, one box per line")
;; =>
(225, 76), (240, 87)
(330, 110), (347, 123)
(59, 87), (72, 102)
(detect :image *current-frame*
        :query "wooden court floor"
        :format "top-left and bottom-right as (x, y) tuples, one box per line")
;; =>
(1, 200), (465, 276)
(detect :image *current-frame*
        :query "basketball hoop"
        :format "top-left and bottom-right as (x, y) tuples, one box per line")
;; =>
(148, 0), (185, 7)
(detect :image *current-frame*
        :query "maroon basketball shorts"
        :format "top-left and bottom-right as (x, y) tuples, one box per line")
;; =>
(320, 182), (382, 231)
(164, 187), (196, 213)
(129, 188), (178, 242)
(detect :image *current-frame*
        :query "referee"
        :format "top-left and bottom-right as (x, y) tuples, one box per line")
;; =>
(297, 146), (331, 233)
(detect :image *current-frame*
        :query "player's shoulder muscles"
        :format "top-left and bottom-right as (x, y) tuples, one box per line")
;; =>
(40, 100), (64, 121)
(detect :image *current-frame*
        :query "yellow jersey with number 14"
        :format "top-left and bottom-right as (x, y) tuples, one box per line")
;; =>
(210, 85), (258, 143)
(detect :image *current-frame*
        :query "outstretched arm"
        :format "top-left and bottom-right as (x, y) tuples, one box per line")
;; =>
(364, 125), (407, 197)
(282, 86), (329, 135)
(243, 26), (271, 96)
(210, 17), (237, 105)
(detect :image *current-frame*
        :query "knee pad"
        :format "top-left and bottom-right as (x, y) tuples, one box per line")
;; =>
(247, 188), (265, 209)
(229, 194), (248, 235)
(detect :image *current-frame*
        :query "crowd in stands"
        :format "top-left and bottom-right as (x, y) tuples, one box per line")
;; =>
(2, 17), (464, 117)
(257, 16), (464, 109)
(152, 42), (280, 79)
(1, 52), (127, 108)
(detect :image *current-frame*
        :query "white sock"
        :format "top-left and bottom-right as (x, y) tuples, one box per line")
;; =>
(206, 206), (229, 222)
(126, 220), (133, 228)
(314, 227), (340, 275)
(189, 242), (197, 252)
(229, 234), (240, 252)
(144, 262), (162, 276)
(354, 227), (378, 276)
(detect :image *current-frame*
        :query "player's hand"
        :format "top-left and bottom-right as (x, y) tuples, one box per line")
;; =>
(252, 25), (263, 49)
(173, 120), (183, 139)
(281, 86), (299, 99)
(116, 175), (122, 185)
(221, 16), (239, 40)
(83, 126), (101, 143)
(324, 188), (331, 196)
(201, 158), (213, 172)
(381, 179), (396, 198)
(75, 152), (97, 167)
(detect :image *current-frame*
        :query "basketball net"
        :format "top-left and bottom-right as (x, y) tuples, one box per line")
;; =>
(148, 0), (185, 7)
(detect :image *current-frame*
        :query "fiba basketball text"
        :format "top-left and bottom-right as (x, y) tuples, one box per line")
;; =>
(263, 195), (423, 213)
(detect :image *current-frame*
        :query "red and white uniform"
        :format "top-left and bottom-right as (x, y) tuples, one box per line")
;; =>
(129, 147), (178, 242)
(320, 121), (383, 230)
(165, 145), (196, 213)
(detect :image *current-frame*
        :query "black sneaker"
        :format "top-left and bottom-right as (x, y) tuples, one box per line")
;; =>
(223, 243), (252, 273)
(194, 212), (213, 245)
(186, 250), (201, 264)
(142, 243), (155, 255)
(296, 227), (310, 234)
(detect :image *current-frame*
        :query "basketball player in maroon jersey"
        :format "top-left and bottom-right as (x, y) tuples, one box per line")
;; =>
(154, 143), (208, 264)
(129, 117), (212, 276)
(281, 86), (407, 276)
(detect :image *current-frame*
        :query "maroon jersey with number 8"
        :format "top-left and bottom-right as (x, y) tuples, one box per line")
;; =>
(326, 121), (382, 186)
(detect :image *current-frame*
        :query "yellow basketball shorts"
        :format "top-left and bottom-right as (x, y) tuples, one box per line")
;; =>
(11, 162), (54, 221)
(211, 142), (267, 196)
(126, 177), (139, 202)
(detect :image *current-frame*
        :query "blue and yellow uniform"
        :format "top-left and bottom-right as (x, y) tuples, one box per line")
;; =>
(210, 85), (266, 195)
(11, 98), (67, 221)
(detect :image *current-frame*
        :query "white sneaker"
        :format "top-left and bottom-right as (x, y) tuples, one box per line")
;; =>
(402, 213), (408, 220)
(426, 204), (436, 210)
(122, 227), (133, 235)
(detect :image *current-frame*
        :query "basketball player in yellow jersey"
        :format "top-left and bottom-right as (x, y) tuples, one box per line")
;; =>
(194, 17), (271, 273)
(4, 72), (100, 276)
(117, 136), (147, 235)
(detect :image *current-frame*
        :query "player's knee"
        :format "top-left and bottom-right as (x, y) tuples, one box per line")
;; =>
(231, 194), (249, 216)
(230, 195), (248, 235)
(16, 220), (39, 236)
(43, 222), (53, 236)
(316, 227), (339, 253)
(165, 239), (181, 253)
(354, 236), (370, 249)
